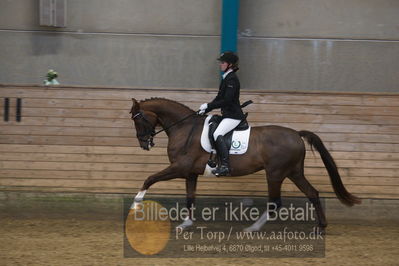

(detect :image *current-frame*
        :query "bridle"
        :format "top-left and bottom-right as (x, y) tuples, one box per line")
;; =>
(131, 109), (199, 148)
(131, 111), (156, 148)
(130, 100), (253, 149)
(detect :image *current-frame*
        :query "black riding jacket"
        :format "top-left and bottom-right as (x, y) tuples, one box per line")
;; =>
(205, 71), (245, 120)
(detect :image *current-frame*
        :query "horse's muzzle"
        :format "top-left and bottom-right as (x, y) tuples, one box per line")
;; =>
(139, 136), (155, 151)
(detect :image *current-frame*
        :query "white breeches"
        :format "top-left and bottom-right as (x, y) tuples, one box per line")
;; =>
(213, 118), (241, 140)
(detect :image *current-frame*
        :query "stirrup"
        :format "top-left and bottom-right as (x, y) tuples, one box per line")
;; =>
(212, 165), (230, 177)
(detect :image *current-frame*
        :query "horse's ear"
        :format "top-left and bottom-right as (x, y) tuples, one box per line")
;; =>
(131, 98), (140, 113)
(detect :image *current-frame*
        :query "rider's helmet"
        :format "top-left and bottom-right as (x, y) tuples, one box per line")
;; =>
(217, 51), (239, 65)
(217, 51), (239, 72)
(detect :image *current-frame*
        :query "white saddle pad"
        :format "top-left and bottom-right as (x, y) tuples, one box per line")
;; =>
(200, 115), (251, 155)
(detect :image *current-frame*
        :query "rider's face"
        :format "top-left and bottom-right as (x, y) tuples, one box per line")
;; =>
(219, 61), (230, 72)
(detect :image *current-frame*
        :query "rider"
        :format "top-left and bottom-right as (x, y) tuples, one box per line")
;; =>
(198, 51), (245, 176)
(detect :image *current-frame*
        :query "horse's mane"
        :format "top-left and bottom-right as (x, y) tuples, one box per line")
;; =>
(140, 97), (194, 113)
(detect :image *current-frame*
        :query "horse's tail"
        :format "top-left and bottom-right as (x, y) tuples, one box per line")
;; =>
(299, 130), (361, 206)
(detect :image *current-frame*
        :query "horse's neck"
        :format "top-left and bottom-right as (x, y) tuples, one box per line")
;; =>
(143, 101), (195, 133)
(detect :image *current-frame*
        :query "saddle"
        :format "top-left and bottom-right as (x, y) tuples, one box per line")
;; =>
(208, 114), (249, 151)
(200, 100), (253, 158)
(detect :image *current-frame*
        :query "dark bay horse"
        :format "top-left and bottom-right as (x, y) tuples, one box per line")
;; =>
(129, 97), (360, 231)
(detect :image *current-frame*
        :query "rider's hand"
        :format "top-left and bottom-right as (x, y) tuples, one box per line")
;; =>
(198, 103), (208, 115)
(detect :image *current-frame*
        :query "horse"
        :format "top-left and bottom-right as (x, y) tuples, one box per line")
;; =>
(129, 97), (361, 231)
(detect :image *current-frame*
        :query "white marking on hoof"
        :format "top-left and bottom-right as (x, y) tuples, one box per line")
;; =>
(135, 190), (147, 201)
(176, 217), (193, 230)
(243, 224), (260, 232)
(130, 190), (147, 210)
(244, 211), (269, 232)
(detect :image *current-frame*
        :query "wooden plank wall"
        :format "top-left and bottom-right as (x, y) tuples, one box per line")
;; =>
(0, 85), (398, 199)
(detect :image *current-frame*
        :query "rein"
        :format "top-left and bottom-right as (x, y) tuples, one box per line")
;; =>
(132, 100), (253, 148)
(151, 111), (199, 137)
(132, 110), (199, 149)
(151, 100), (252, 137)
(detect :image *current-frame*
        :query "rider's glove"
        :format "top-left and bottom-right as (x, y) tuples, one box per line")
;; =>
(198, 103), (208, 115)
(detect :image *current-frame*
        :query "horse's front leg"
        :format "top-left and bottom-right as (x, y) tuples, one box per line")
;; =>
(176, 174), (198, 230)
(131, 164), (183, 209)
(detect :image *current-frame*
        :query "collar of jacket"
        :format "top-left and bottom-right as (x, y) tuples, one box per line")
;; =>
(222, 69), (233, 79)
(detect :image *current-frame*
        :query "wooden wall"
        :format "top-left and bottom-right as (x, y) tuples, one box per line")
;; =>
(0, 85), (398, 199)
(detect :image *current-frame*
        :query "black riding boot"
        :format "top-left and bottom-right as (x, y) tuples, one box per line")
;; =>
(212, 136), (230, 177)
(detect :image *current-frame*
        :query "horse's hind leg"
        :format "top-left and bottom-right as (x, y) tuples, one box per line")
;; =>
(267, 173), (284, 210)
(289, 168), (327, 228)
(244, 170), (284, 232)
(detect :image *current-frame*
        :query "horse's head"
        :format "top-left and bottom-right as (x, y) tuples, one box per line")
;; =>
(130, 98), (158, 150)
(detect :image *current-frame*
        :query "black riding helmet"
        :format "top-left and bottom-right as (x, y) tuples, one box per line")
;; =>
(217, 51), (239, 64)
(217, 51), (239, 72)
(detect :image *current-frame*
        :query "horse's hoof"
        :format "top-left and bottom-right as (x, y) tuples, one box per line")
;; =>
(243, 226), (259, 232)
(176, 218), (193, 231)
(130, 201), (141, 210)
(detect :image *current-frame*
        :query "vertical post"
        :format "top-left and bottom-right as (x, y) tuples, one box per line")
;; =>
(16, 98), (22, 122)
(220, 0), (240, 53)
(4, 98), (9, 122)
